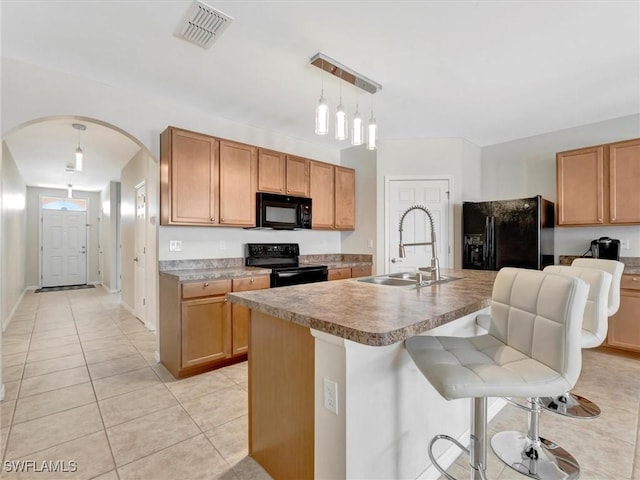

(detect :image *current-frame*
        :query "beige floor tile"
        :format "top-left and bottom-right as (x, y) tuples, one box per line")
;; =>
(3, 323), (35, 336)
(106, 405), (200, 466)
(181, 385), (247, 432)
(219, 361), (248, 386)
(231, 456), (272, 480)
(7, 431), (115, 479)
(1, 426), (9, 459)
(29, 334), (80, 352)
(1, 400), (16, 428)
(92, 367), (160, 400)
(88, 354), (149, 381)
(13, 382), (95, 424)
(117, 434), (231, 480)
(204, 415), (248, 466)
(84, 344), (139, 365)
(2, 351), (28, 368)
(26, 343), (83, 363)
(5, 403), (103, 459)
(30, 326), (78, 340)
(2, 342), (30, 356)
(90, 470), (119, 480)
(81, 336), (132, 353)
(32, 319), (76, 334)
(3, 380), (21, 402)
(165, 370), (235, 403)
(150, 362), (177, 383)
(2, 333), (32, 345)
(3, 364), (24, 383)
(78, 328), (125, 342)
(98, 383), (178, 427)
(19, 366), (90, 398)
(23, 353), (87, 379)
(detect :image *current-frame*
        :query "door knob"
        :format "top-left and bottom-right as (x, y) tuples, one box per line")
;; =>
(133, 257), (138, 262)
(391, 258), (403, 263)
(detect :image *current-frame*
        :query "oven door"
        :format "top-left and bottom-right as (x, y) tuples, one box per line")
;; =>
(271, 267), (328, 288)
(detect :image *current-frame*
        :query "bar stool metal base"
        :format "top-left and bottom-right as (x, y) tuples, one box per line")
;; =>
(539, 392), (601, 419)
(491, 431), (580, 480)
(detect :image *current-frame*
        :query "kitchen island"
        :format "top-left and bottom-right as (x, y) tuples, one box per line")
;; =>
(227, 268), (499, 479)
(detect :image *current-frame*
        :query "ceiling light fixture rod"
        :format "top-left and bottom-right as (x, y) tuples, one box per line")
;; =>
(310, 52), (381, 95)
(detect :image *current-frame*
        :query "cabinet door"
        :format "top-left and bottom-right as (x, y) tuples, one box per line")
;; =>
(351, 266), (372, 278)
(309, 161), (335, 229)
(219, 140), (257, 226)
(609, 138), (640, 224)
(328, 268), (351, 281)
(335, 166), (356, 230)
(286, 155), (310, 197)
(231, 276), (270, 356)
(258, 149), (286, 194)
(161, 128), (219, 225)
(556, 146), (604, 225)
(181, 296), (231, 369)
(608, 289), (640, 352)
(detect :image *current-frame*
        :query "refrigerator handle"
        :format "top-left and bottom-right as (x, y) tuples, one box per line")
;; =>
(489, 216), (495, 270)
(484, 216), (490, 268)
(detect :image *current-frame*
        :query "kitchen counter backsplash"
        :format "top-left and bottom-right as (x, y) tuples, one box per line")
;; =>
(559, 255), (640, 274)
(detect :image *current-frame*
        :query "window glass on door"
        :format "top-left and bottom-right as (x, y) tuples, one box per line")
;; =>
(42, 196), (87, 211)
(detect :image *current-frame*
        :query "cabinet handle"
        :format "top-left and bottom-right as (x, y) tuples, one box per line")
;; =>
(633, 277), (638, 281)
(210, 218), (215, 222)
(204, 282), (209, 287)
(250, 278), (255, 284)
(221, 218), (225, 222)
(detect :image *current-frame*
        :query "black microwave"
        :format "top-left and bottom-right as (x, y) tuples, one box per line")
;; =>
(255, 192), (312, 230)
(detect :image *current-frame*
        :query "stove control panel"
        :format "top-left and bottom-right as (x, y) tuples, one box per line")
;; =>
(246, 243), (300, 258)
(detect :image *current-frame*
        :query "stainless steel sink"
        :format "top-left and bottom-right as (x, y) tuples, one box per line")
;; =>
(356, 273), (461, 288)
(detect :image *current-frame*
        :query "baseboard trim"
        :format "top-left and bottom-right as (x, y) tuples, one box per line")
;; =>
(0, 384), (4, 401)
(2, 287), (29, 332)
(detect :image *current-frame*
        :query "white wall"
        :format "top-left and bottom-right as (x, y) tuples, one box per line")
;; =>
(25, 187), (100, 287)
(376, 138), (482, 273)
(100, 181), (120, 292)
(481, 114), (640, 258)
(1, 142), (27, 328)
(340, 146), (377, 271)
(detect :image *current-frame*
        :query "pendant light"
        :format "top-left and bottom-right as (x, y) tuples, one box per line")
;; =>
(314, 61), (329, 136)
(351, 97), (364, 146)
(367, 99), (377, 150)
(335, 72), (348, 141)
(67, 183), (73, 198)
(72, 123), (86, 171)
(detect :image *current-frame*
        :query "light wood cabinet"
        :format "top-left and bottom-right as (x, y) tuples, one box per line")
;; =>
(556, 138), (640, 226)
(351, 265), (372, 278)
(219, 140), (257, 226)
(159, 274), (268, 378)
(160, 127), (219, 225)
(309, 161), (335, 229)
(258, 149), (286, 194)
(607, 274), (640, 352)
(328, 265), (372, 281)
(335, 166), (356, 230)
(231, 276), (270, 356)
(285, 155), (310, 197)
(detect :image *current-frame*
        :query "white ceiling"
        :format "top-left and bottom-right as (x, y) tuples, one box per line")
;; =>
(2, 1), (639, 190)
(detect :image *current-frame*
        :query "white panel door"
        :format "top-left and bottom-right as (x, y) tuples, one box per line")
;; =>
(387, 179), (450, 273)
(42, 209), (87, 287)
(134, 184), (147, 322)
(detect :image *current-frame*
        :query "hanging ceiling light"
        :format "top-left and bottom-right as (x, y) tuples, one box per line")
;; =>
(67, 183), (73, 198)
(315, 60), (329, 136)
(72, 123), (86, 172)
(367, 100), (377, 150)
(310, 53), (381, 145)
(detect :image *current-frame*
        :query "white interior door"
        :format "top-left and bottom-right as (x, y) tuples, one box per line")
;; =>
(134, 183), (146, 322)
(387, 179), (450, 274)
(42, 209), (87, 287)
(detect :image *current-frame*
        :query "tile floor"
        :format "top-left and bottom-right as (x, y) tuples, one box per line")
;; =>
(1, 287), (270, 479)
(1, 286), (639, 479)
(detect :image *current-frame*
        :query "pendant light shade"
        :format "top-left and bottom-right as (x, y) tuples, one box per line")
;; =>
(335, 103), (347, 141)
(67, 183), (73, 198)
(315, 94), (329, 136)
(351, 107), (364, 146)
(75, 146), (84, 172)
(367, 113), (377, 150)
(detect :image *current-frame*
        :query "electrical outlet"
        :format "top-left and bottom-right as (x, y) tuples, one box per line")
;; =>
(169, 240), (182, 252)
(219, 240), (227, 250)
(367, 239), (374, 249)
(621, 239), (630, 249)
(323, 378), (338, 414)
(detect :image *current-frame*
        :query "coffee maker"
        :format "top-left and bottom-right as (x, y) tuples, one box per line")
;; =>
(590, 237), (621, 261)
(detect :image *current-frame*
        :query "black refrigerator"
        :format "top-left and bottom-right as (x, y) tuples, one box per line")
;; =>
(463, 195), (555, 271)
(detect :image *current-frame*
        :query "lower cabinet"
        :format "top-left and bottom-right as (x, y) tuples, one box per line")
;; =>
(607, 274), (640, 352)
(328, 265), (372, 281)
(160, 274), (269, 378)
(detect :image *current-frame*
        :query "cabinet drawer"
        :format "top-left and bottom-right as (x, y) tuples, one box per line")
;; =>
(351, 266), (372, 278)
(182, 279), (231, 299)
(328, 268), (351, 281)
(621, 274), (640, 291)
(232, 276), (271, 292)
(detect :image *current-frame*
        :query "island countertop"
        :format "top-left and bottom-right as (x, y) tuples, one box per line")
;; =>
(227, 268), (497, 346)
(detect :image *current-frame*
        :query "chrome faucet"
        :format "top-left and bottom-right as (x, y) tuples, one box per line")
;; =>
(398, 205), (440, 282)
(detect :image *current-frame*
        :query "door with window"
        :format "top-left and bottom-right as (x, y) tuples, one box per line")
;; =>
(41, 197), (88, 287)
(386, 179), (451, 274)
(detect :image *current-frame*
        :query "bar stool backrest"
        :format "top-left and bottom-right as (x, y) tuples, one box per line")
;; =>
(571, 258), (625, 316)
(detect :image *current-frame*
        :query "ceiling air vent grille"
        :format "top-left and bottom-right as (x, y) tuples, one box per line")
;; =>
(177, 1), (233, 49)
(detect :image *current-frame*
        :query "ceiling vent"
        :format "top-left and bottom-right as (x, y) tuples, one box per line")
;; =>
(177, 1), (233, 49)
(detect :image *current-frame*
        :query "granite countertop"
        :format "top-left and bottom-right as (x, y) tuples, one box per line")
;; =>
(559, 255), (640, 275)
(160, 266), (271, 282)
(227, 268), (497, 347)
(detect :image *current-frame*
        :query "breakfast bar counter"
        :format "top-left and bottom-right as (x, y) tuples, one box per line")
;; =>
(227, 268), (499, 479)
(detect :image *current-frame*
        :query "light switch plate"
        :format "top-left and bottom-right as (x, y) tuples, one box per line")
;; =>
(169, 240), (182, 252)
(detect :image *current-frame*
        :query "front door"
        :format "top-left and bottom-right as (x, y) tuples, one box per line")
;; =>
(134, 183), (147, 322)
(387, 178), (451, 274)
(42, 208), (88, 287)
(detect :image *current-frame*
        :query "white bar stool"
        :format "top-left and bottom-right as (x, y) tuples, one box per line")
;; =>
(405, 268), (588, 480)
(539, 261), (620, 418)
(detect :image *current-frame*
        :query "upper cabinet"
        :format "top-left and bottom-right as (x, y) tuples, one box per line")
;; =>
(556, 138), (640, 226)
(160, 127), (220, 225)
(161, 126), (355, 230)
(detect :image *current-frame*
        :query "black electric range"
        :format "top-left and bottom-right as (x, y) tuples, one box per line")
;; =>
(245, 243), (328, 288)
